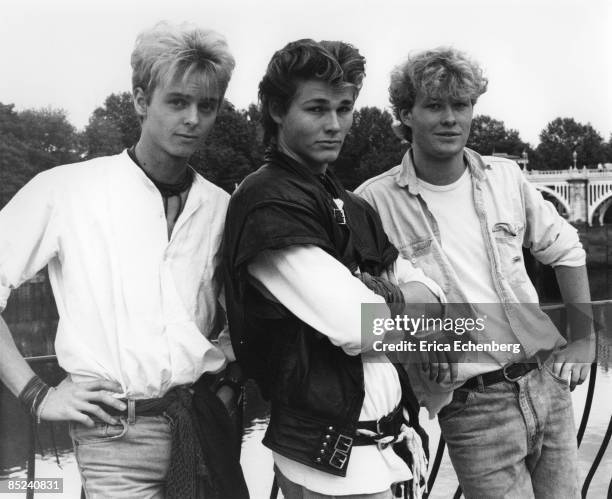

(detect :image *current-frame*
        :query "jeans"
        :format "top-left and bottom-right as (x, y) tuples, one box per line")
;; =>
(438, 359), (579, 499)
(274, 466), (393, 499)
(69, 415), (172, 499)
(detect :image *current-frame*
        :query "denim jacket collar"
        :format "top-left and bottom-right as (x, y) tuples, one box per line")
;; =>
(397, 147), (492, 194)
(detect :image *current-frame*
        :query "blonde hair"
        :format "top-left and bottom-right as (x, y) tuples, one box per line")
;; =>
(389, 47), (487, 140)
(131, 21), (235, 102)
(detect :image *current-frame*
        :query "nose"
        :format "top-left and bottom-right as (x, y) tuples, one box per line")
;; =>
(440, 104), (456, 126)
(184, 104), (199, 127)
(325, 111), (341, 133)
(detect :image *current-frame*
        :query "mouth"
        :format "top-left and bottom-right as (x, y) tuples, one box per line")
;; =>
(317, 140), (343, 146)
(176, 134), (200, 141)
(435, 132), (461, 138)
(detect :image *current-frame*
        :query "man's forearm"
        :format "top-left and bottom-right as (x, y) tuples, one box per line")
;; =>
(554, 265), (593, 340)
(0, 314), (36, 396)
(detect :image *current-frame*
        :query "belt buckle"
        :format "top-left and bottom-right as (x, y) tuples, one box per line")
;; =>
(502, 363), (522, 383)
(329, 449), (348, 469)
(334, 434), (353, 453)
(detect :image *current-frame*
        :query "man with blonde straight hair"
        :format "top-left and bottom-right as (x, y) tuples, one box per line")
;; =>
(357, 47), (591, 498)
(0, 21), (248, 498)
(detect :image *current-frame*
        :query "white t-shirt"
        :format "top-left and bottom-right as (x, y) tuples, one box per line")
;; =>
(417, 169), (519, 379)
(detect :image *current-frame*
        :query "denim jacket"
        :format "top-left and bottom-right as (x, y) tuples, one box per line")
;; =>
(356, 148), (586, 360)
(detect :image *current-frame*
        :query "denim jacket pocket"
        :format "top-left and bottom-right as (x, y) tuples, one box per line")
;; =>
(493, 221), (527, 285)
(398, 237), (450, 294)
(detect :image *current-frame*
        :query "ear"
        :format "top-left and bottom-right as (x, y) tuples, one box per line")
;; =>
(399, 108), (412, 128)
(133, 87), (148, 121)
(269, 100), (284, 126)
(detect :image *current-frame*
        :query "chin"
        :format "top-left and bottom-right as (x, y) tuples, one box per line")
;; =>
(315, 152), (340, 165)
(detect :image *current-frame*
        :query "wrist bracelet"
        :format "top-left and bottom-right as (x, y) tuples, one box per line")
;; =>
(36, 387), (55, 424)
(18, 375), (49, 417)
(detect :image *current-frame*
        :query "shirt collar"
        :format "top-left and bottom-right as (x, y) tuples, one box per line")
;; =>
(120, 149), (207, 210)
(396, 147), (492, 194)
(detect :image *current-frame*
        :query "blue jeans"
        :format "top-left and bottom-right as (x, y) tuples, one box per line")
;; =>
(438, 359), (579, 499)
(69, 415), (172, 499)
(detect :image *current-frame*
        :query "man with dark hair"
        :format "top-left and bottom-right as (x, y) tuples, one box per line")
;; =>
(224, 39), (444, 498)
(357, 47), (592, 498)
(0, 21), (247, 498)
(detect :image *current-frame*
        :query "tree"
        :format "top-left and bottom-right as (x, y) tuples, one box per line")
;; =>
(333, 107), (406, 190)
(191, 101), (264, 192)
(0, 103), (81, 205)
(467, 115), (529, 157)
(535, 117), (605, 170)
(83, 92), (140, 158)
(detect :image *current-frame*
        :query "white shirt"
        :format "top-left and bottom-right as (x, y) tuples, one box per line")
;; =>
(0, 151), (231, 398)
(248, 245), (444, 495)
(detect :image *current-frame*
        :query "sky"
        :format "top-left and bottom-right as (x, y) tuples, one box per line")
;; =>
(1, 0), (610, 147)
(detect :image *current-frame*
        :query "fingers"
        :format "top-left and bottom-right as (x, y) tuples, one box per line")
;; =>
(551, 361), (564, 378)
(88, 391), (127, 412)
(71, 410), (95, 428)
(78, 402), (120, 425)
(82, 379), (123, 393)
(40, 378), (126, 425)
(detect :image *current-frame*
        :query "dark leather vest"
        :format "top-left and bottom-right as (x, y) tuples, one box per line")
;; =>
(223, 151), (427, 476)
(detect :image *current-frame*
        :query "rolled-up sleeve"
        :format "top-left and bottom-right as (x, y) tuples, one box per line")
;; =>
(521, 176), (585, 267)
(0, 172), (59, 312)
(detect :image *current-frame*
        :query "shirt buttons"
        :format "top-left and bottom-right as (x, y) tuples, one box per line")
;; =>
(411, 257), (416, 264)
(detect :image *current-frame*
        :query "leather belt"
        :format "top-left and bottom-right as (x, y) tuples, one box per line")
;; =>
(354, 404), (404, 446)
(461, 352), (550, 390)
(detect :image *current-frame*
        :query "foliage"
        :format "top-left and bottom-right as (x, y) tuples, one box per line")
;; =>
(191, 101), (264, 192)
(467, 115), (529, 157)
(83, 92), (140, 158)
(0, 103), (80, 205)
(333, 107), (406, 190)
(535, 117), (605, 170)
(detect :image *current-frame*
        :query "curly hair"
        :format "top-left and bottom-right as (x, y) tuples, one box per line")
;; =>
(258, 39), (366, 145)
(131, 21), (235, 105)
(389, 47), (488, 140)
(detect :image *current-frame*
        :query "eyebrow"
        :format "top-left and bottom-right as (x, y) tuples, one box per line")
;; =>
(165, 92), (219, 103)
(302, 98), (354, 105)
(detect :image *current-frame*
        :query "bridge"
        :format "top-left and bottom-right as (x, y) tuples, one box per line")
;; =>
(484, 156), (612, 226)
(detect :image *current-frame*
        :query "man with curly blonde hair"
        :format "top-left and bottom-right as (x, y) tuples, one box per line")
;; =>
(357, 47), (590, 498)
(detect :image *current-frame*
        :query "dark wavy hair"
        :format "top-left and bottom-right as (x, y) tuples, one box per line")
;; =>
(258, 39), (366, 145)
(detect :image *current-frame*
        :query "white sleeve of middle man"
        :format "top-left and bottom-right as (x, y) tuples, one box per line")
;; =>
(248, 245), (388, 356)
